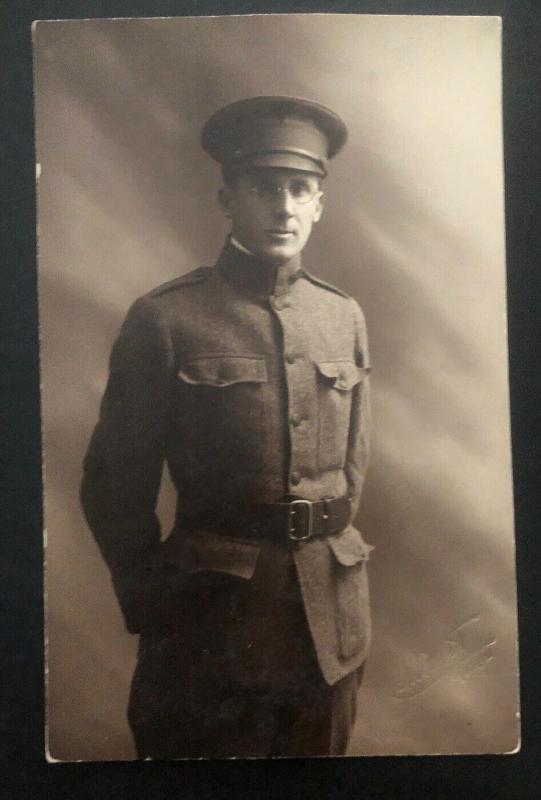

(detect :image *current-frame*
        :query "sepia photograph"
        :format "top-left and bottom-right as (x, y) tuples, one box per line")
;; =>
(33, 13), (519, 761)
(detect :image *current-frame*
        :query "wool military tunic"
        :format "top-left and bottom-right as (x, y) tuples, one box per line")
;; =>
(81, 239), (373, 688)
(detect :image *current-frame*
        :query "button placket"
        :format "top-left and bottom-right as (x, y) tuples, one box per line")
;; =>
(270, 288), (316, 489)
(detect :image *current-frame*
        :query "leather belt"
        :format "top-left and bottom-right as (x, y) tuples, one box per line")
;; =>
(250, 496), (351, 542)
(180, 497), (351, 544)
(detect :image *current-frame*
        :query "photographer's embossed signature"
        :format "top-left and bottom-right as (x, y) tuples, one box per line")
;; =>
(394, 616), (496, 699)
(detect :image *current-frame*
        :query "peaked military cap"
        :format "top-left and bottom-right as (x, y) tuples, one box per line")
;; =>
(201, 96), (348, 176)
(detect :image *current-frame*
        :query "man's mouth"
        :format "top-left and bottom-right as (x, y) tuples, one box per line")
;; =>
(267, 230), (295, 237)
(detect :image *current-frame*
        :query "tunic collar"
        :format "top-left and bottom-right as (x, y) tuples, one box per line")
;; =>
(216, 237), (304, 297)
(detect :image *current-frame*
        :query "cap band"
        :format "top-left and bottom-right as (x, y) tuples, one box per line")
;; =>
(236, 147), (327, 176)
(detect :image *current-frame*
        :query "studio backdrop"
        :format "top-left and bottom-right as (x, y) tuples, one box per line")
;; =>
(33, 14), (518, 760)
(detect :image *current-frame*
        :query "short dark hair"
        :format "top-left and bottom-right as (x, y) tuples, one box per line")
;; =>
(221, 163), (243, 188)
(221, 164), (325, 189)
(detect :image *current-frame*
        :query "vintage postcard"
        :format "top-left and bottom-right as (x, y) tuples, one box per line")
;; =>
(33, 13), (519, 760)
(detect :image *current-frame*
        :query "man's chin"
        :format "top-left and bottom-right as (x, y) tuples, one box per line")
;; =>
(257, 244), (300, 265)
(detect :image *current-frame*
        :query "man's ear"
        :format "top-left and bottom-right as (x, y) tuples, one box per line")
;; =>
(313, 191), (325, 223)
(218, 186), (232, 218)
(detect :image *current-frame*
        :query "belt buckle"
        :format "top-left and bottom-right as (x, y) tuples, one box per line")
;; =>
(288, 499), (314, 542)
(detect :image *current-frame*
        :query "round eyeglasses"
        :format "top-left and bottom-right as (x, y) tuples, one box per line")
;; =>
(246, 176), (322, 205)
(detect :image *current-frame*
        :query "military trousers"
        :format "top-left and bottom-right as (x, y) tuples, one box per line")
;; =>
(127, 539), (364, 759)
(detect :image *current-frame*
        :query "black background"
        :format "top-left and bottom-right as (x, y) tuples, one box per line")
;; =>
(1, 1), (539, 798)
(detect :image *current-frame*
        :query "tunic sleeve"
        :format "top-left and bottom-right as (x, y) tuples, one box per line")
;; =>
(345, 299), (371, 520)
(80, 295), (174, 632)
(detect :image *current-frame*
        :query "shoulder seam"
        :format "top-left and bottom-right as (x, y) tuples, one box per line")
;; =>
(302, 269), (351, 299)
(148, 266), (213, 297)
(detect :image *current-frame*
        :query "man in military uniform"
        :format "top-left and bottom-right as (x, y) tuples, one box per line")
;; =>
(81, 96), (373, 759)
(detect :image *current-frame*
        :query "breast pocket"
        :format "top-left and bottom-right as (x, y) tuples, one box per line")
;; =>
(175, 355), (268, 487)
(315, 360), (367, 471)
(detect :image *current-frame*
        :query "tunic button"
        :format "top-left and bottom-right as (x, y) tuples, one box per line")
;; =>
(285, 353), (295, 364)
(290, 413), (301, 427)
(291, 472), (301, 486)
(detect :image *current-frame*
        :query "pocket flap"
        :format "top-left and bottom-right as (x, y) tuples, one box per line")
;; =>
(178, 355), (268, 387)
(315, 360), (366, 391)
(327, 525), (374, 566)
(161, 529), (261, 580)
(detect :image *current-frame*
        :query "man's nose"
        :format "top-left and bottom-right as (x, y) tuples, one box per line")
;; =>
(272, 189), (295, 217)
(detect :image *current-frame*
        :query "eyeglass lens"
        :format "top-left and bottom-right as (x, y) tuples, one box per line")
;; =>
(248, 178), (319, 204)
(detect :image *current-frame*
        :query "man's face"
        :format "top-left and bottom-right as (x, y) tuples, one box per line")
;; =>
(219, 168), (324, 264)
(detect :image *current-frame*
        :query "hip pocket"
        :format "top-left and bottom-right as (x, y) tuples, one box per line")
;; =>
(327, 525), (373, 659)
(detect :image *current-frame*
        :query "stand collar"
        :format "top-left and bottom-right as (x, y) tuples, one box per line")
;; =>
(216, 238), (303, 297)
